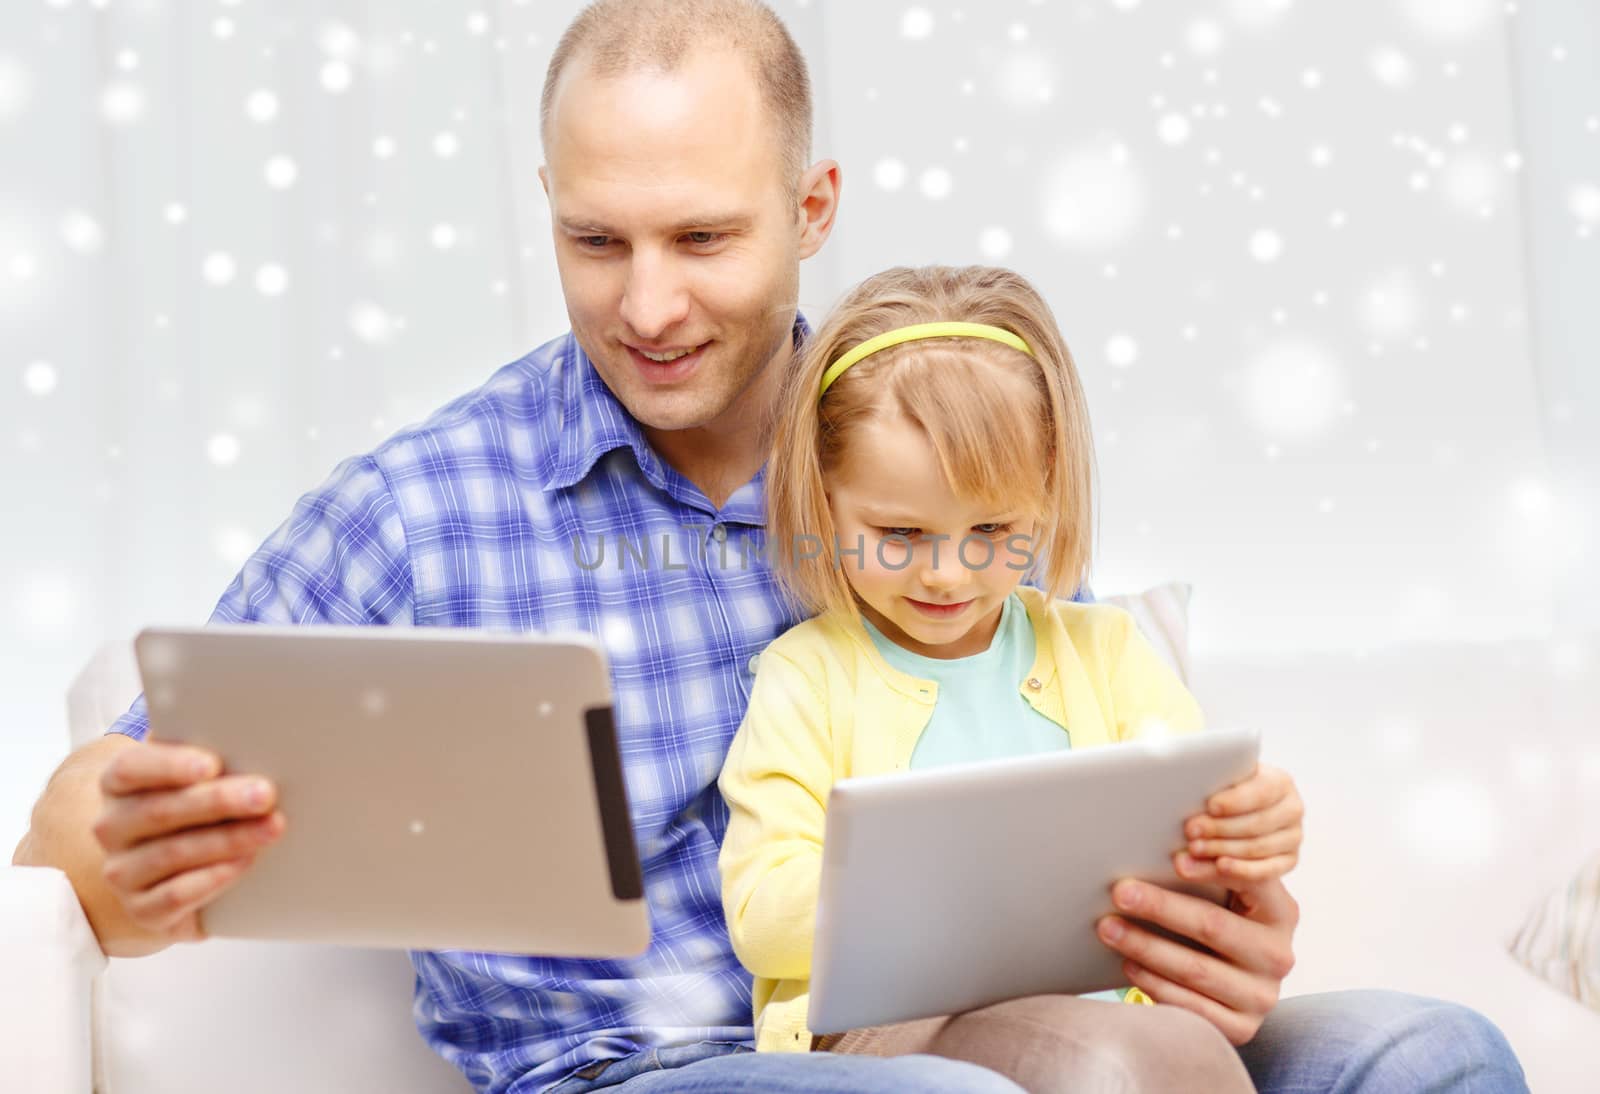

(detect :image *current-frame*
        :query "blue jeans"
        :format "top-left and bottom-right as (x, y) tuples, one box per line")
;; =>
(547, 990), (1527, 1093)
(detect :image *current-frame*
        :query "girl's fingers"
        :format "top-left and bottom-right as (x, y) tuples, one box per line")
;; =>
(1205, 764), (1295, 818)
(1189, 825), (1302, 862)
(1186, 794), (1303, 841)
(1215, 852), (1300, 883)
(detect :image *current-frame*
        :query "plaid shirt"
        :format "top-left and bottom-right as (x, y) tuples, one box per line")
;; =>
(109, 322), (809, 1092)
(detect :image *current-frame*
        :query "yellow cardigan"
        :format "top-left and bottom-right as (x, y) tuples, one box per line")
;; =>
(717, 586), (1204, 1052)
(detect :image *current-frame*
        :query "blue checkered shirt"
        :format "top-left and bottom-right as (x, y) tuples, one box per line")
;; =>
(108, 323), (811, 1092)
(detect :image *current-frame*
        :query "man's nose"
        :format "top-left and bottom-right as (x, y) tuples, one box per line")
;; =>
(619, 251), (691, 341)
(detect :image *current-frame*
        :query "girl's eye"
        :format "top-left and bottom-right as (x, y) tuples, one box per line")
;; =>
(880, 527), (920, 539)
(972, 522), (1012, 535)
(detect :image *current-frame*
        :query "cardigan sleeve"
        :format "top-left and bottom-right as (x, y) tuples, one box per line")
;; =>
(717, 646), (836, 982)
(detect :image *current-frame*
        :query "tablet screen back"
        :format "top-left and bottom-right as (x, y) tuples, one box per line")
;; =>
(136, 624), (649, 957)
(807, 729), (1259, 1033)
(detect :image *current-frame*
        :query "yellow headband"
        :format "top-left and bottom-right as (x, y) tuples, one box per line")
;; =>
(817, 321), (1036, 398)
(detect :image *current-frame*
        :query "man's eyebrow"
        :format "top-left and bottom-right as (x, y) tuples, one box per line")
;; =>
(555, 214), (754, 235)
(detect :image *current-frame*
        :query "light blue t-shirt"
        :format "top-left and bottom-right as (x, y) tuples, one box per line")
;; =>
(864, 593), (1137, 1004)
(862, 593), (1070, 769)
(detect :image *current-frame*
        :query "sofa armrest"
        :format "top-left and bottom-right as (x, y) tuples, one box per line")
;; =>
(0, 866), (107, 1093)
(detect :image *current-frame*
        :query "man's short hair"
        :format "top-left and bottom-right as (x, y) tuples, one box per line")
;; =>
(540, 0), (813, 196)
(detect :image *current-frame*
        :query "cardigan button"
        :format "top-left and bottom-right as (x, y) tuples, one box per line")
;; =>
(1026, 677), (1042, 691)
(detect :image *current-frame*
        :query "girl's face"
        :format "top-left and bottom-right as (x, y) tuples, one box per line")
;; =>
(825, 412), (1037, 660)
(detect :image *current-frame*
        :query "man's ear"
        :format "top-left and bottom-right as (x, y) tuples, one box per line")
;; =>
(795, 159), (841, 260)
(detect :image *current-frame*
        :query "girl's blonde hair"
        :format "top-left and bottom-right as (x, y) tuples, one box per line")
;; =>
(767, 265), (1094, 620)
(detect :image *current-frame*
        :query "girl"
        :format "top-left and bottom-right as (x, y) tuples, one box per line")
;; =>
(718, 266), (1302, 1089)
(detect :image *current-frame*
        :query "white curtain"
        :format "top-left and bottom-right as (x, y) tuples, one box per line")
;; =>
(2, 0), (1594, 835)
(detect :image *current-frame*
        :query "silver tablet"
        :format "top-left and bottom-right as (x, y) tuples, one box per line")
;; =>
(134, 624), (650, 957)
(806, 728), (1260, 1034)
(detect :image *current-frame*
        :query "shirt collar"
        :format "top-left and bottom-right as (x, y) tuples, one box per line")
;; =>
(543, 314), (812, 503)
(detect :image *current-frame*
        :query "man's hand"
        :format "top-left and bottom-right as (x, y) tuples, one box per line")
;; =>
(1181, 762), (1304, 883)
(92, 740), (285, 944)
(1096, 875), (1299, 1045)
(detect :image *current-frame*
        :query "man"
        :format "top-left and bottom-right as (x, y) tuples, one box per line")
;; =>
(14, 2), (1525, 1092)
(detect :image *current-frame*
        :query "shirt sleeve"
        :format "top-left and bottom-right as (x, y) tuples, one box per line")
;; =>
(717, 646), (834, 982)
(106, 455), (414, 742)
(1106, 608), (1204, 741)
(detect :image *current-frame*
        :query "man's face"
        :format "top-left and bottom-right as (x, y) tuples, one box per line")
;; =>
(826, 412), (1037, 660)
(540, 51), (816, 435)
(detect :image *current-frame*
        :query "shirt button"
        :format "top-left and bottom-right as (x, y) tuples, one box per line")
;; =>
(1026, 677), (1042, 691)
(746, 654), (760, 675)
(711, 523), (728, 543)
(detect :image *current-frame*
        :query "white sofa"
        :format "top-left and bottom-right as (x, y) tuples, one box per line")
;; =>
(5, 631), (1599, 1093)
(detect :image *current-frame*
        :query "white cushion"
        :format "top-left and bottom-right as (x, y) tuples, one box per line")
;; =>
(96, 942), (469, 1094)
(0, 866), (106, 1094)
(1101, 581), (1194, 685)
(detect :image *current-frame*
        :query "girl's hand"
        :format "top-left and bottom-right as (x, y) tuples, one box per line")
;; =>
(1177, 763), (1303, 883)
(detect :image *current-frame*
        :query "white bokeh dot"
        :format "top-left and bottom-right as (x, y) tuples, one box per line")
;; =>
(100, 81), (146, 124)
(977, 226), (1012, 260)
(0, 55), (33, 122)
(254, 263), (288, 296)
(873, 157), (908, 191)
(900, 7), (934, 39)
(1240, 339), (1346, 439)
(430, 223), (459, 250)
(1249, 229), (1284, 263)
(18, 571), (79, 641)
(1440, 153), (1501, 216)
(1569, 183), (1600, 226)
(202, 252), (237, 285)
(320, 61), (353, 93)
(1400, 0), (1499, 40)
(60, 211), (105, 254)
(1157, 113), (1192, 146)
(164, 201), (187, 224)
(1226, 0), (1294, 27)
(213, 525), (256, 567)
(1360, 268), (1423, 339)
(207, 432), (241, 466)
(919, 167), (953, 200)
(1185, 19), (1225, 56)
(349, 302), (396, 344)
(1369, 46), (1414, 88)
(373, 135), (396, 159)
(245, 89), (279, 122)
(995, 51), (1055, 108)
(23, 360), (57, 396)
(433, 131), (459, 158)
(1041, 141), (1148, 251)
(264, 155), (298, 189)
(1106, 334), (1139, 368)
(318, 22), (361, 58)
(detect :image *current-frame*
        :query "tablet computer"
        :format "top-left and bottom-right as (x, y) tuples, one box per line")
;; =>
(134, 624), (650, 957)
(806, 728), (1260, 1034)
